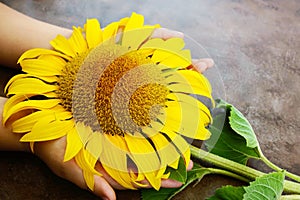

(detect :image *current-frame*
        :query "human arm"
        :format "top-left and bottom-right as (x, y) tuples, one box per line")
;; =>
(0, 3), (72, 68)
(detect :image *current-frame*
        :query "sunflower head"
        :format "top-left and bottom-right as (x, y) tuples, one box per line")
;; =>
(3, 13), (213, 190)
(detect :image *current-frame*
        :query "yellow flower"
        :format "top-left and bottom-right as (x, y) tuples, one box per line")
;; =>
(3, 13), (213, 190)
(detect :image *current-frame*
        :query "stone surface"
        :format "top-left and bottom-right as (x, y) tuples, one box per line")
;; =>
(0, 0), (299, 199)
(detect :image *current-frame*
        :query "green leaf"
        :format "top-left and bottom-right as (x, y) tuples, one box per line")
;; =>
(141, 187), (178, 200)
(229, 105), (258, 148)
(141, 164), (211, 200)
(164, 157), (187, 183)
(207, 171), (285, 200)
(205, 99), (261, 164)
(243, 171), (285, 200)
(206, 185), (245, 200)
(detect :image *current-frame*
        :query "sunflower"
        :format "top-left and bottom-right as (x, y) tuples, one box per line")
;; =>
(3, 13), (213, 190)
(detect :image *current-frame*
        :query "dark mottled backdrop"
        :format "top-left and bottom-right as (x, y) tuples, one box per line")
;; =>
(0, 0), (299, 199)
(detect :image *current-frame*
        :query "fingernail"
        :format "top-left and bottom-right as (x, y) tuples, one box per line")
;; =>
(205, 58), (214, 68)
(187, 160), (194, 170)
(194, 61), (207, 72)
(169, 30), (184, 38)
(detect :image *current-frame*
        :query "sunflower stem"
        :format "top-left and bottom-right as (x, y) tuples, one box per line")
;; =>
(207, 168), (250, 182)
(190, 146), (300, 194)
(280, 195), (300, 200)
(260, 153), (300, 183)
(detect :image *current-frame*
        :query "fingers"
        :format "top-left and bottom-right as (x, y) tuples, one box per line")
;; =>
(95, 162), (127, 190)
(161, 159), (194, 188)
(151, 28), (184, 40)
(187, 159), (194, 171)
(191, 58), (214, 73)
(94, 175), (117, 200)
(34, 138), (116, 200)
(151, 28), (214, 74)
(151, 28), (214, 73)
(63, 159), (116, 200)
(133, 159), (194, 189)
(94, 158), (194, 190)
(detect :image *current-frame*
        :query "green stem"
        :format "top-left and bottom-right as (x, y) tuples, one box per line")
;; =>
(260, 153), (300, 183)
(280, 195), (300, 200)
(208, 168), (250, 182)
(190, 146), (300, 194)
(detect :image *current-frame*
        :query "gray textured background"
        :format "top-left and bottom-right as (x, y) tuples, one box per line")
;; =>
(0, 0), (299, 199)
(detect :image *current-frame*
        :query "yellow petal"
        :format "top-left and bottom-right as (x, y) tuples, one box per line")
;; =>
(83, 171), (95, 191)
(6, 77), (57, 96)
(75, 149), (100, 176)
(39, 54), (67, 68)
(18, 48), (71, 63)
(85, 132), (102, 160)
(158, 101), (181, 133)
(100, 134), (136, 189)
(150, 133), (180, 168)
(141, 119), (165, 137)
(124, 134), (161, 174)
(50, 34), (76, 57)
(141, 37), (185, 52)
(20, 59), (63, 76)
(157, 125), (191, 166)
(170, 92), (212, 121)
(164, 93), (211, 140)
(159, 49), (191, 68)
(102, 164), (136, 189)
(144, 171), (161, 190)
(122, 27), (155, 50)
(124, 12), (144, 31)
(168, 134), (190, 163)
(156, 166), (167, 180)
(119, 17), (130, 27)
(20, 113), (73, 142)
(75, 122), (94, 145)
(103, 22), (120, 41)
(143, 36), (190, 67)
(122, 13), (156, 50)
(64, 127), (83, 161)
(85, 19), (103, 49)
(75, 149), (102, 191)
(131, 178), (148, 188)
(4, 99), (61, 125)
(161, 171), (170, 179)
(165, 70), (212, 98)
(5, 74), (58, 94)
(4, 74), (29, 93)
(100, 134), (128, 171)
(168, 157), (180, 169)
(12, 110), (60, 133)
(68, 26), (88, 54)
(39, 91), (58, 98)
(3, 94), (32, 120)
(176, 69), (212, 94)
(152, 126), (189, 169)
(183, 147), (191, 167)
(129, 170), (147, 187)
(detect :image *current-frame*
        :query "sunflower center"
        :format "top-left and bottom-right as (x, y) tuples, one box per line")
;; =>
(57, 43), (170, 136)
(56, 51), (90, 112)
(128, 83), (169, 126)
(94, 50), (169, 136)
